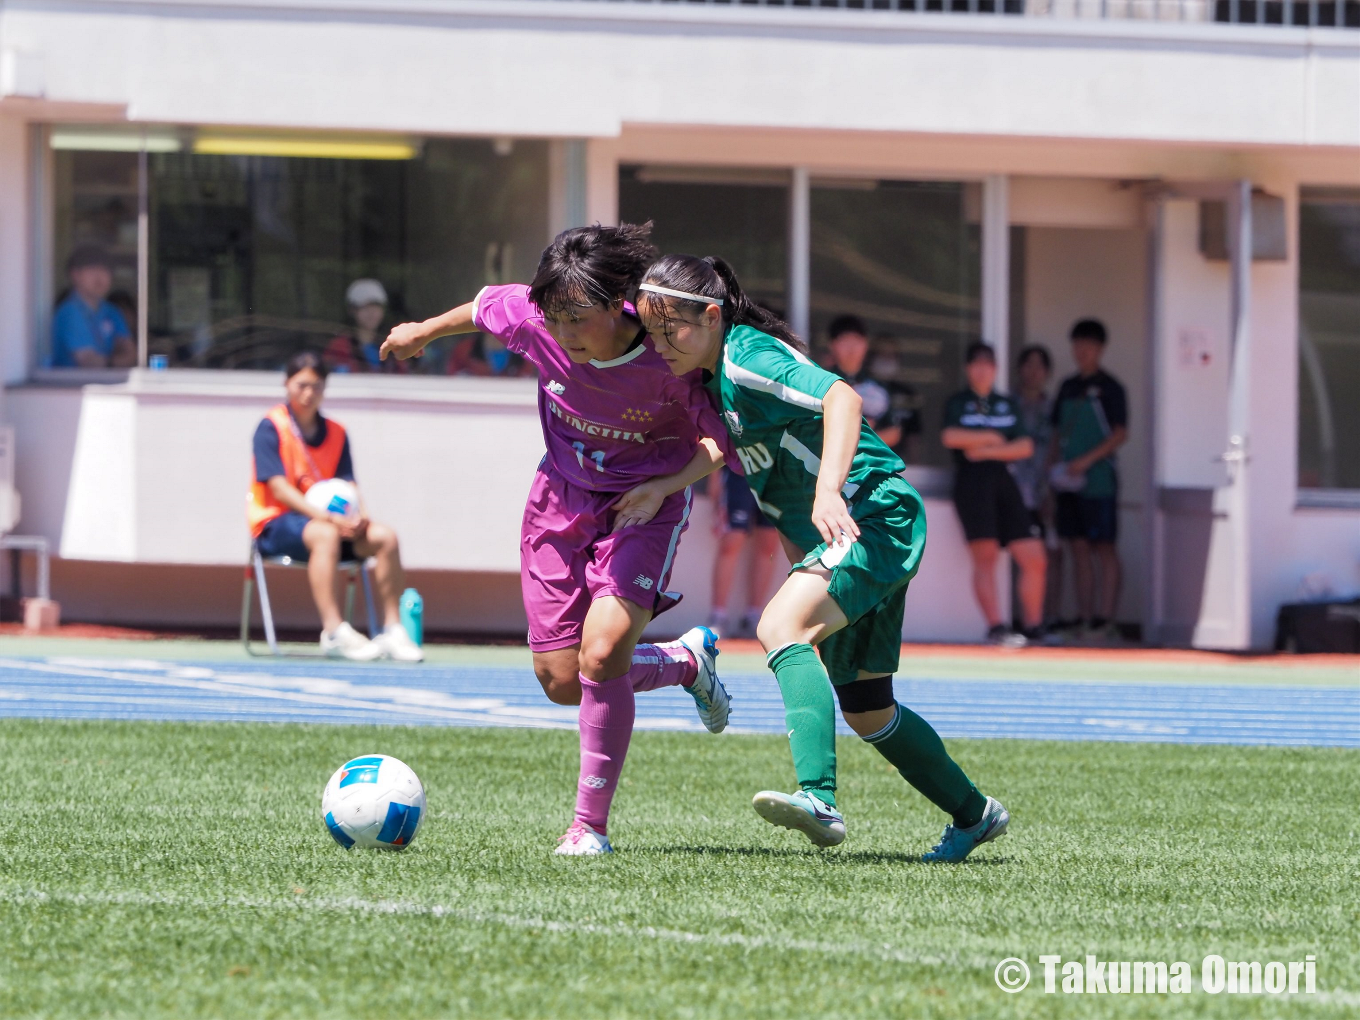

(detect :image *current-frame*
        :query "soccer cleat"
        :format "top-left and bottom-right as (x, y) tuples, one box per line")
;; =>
(375, 624), (424, 663)
(676, 626), (731, 733)
(320, 622), (382, 661)
(553, 820), (613, 856)
(752, 789), (846, 848)
(986, 624), (1028, 648)
(922, 796), (1010, 863)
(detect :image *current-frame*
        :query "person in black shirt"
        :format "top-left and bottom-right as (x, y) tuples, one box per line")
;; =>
(942, 343), (1047, 646)
(826, 315), (922, 463)
(1048, 318), (1128, 642)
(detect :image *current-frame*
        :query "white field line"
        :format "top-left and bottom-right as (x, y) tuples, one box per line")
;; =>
(2, 887), (951, 967)
(0, 659), (705, 732)
(0, 658), (579, 730)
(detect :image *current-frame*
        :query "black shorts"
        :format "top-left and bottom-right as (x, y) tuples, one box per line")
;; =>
(1055, 493), (1118, 544)
(723, 469), (769, 532)
(952, 465), (1040, 546)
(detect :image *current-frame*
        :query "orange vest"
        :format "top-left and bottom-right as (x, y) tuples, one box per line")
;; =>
(247, 404), (348, 538)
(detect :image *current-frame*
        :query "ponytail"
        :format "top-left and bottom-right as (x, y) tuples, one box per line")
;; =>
(638, 254), (807, 353)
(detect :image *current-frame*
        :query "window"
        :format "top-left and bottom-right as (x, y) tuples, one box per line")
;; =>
(618, 166), (788, 315)
(47, 128), (550, 373)
(810, 180), (981, 467)
(1298, 188), (1360, 491)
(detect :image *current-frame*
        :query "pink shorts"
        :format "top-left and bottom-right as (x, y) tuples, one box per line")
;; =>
(521, 464), (692, 653)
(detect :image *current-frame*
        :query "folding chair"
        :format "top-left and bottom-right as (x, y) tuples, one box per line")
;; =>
(240, 540), (378, 656)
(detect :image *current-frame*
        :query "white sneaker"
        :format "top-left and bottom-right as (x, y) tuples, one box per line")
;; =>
(320, 622), (382, 662)
(375, 624), (424, 663)
(752, 789), (846, 848)
(675, 625), (730, 733)
(553, 820), (613, 856)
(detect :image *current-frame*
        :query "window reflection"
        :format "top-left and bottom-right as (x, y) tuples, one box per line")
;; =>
(1298, 188), (1360, 491)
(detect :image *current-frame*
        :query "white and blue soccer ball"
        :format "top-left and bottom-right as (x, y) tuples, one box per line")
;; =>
(321, 754), (426, 850)
(305, 478), (360, 521)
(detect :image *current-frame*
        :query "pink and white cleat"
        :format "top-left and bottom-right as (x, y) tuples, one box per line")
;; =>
(553, 820), (613, 856)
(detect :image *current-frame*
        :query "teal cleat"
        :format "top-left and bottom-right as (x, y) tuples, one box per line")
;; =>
(677, 626), (731, 733)
(752, 789), (846, 848)
(922, 796), (1010, 863)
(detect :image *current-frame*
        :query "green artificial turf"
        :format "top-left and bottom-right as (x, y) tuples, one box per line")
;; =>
(1, 720), (1356, 1018)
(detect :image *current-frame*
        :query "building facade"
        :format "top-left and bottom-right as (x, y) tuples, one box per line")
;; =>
(1, 0), (1357, 647)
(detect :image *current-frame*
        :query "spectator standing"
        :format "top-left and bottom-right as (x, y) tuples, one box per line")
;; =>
(325, 279), (407, 374)
(826, 315), (921, 463)
(51, 245), (136, 368)
(942, 343), (1047, 645)
(707, 466), (781, 639)
(248, 351), (422, 662)
(1012, 344), (1064, 628)
(1048, 318), (1128, 643)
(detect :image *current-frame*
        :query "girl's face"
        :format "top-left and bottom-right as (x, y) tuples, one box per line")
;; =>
(639, 297), (724, 377)
(542, 298), (627, 364)
(286, 367), (325, 416)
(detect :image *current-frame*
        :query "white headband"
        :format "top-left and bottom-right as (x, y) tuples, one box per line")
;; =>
(637, 283), (724, 306)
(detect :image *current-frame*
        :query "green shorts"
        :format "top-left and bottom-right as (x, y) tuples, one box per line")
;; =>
(792, 474), (926, 686)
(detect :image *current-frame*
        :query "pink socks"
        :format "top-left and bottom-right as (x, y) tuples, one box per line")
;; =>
(628, 641), (697, 692)
(573, 673), (636, 834)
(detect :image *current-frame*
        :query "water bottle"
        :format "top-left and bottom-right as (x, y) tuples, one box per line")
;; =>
(399, 588), (423, 648)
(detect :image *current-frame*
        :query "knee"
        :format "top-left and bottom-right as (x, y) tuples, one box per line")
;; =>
(369, 523), (399, 554)
(307, 521), (342, 552)
(534, 665), (581, 706)
(577, 634), (623, 682)
(755, 611), (804, 653)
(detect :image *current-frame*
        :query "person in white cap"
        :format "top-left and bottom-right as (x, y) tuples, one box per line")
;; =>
(325, 279), (405, 373)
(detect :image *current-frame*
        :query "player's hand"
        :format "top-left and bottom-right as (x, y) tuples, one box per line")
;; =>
(811, 487), (860, 547)
(330, 513), (360, 540)
(611, 482), (666, 532)
(351, 516), (370, 542)
(964, 445), (993, 462)
(380, 321), (430, 362)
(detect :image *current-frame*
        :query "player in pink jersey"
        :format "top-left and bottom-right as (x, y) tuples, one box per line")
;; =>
(381, 224), (732, 855)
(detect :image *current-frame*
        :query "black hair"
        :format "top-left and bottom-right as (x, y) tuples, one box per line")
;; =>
(528, 223), (658, 318)
(965, 341), (996, 365)
(827, 314), (868, 342)
(1017, 343), (1052, 372)
(285, 350), (329, 381)
(637, 254), (806, 352)
(1070, 318), (1108, 344)
(67, 243), (111, 273)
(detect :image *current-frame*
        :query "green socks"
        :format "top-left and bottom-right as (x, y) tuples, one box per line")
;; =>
(767, 643), (838, 807)
(864, 703), (986, 829)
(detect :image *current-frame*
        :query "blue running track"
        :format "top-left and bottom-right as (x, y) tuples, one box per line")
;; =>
(0, 655), (1355, 747)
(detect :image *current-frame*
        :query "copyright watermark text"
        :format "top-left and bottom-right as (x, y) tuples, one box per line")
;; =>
(994, 954), (1318, 995)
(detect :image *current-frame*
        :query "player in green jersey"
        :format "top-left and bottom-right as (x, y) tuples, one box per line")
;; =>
(623, 254), (1009, 862)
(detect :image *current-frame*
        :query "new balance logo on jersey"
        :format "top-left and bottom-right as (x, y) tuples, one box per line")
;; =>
(735, 442), (774, 476)
(634, 575), (654, 590)
(546, 379), (566, 395)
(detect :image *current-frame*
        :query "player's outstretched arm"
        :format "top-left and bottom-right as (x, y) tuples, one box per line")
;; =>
(810, 381), (863, 546)
(611, 437), (726, 532)
(380, 300), (479, 361)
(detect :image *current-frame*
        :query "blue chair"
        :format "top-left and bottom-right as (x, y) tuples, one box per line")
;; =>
(240, 540), (378, 656)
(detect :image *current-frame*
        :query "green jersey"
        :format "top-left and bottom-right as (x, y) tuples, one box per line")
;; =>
(705, 325), (910, 553)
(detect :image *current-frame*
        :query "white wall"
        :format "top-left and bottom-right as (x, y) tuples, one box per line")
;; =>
(0, 1), (1356, 148)
(4, 373), (993, 641)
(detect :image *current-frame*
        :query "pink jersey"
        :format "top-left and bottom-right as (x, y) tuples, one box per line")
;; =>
(473, 284), (725, 493)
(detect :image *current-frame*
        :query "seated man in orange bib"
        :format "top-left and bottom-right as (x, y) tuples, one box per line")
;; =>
(247, 351), (422, 662)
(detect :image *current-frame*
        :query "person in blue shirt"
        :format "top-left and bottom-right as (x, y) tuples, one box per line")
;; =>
(51, 245), (136, 369)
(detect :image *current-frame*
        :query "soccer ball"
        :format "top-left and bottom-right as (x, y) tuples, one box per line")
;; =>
(321, 754), (426, 850)
(305, 477), (360, 521)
